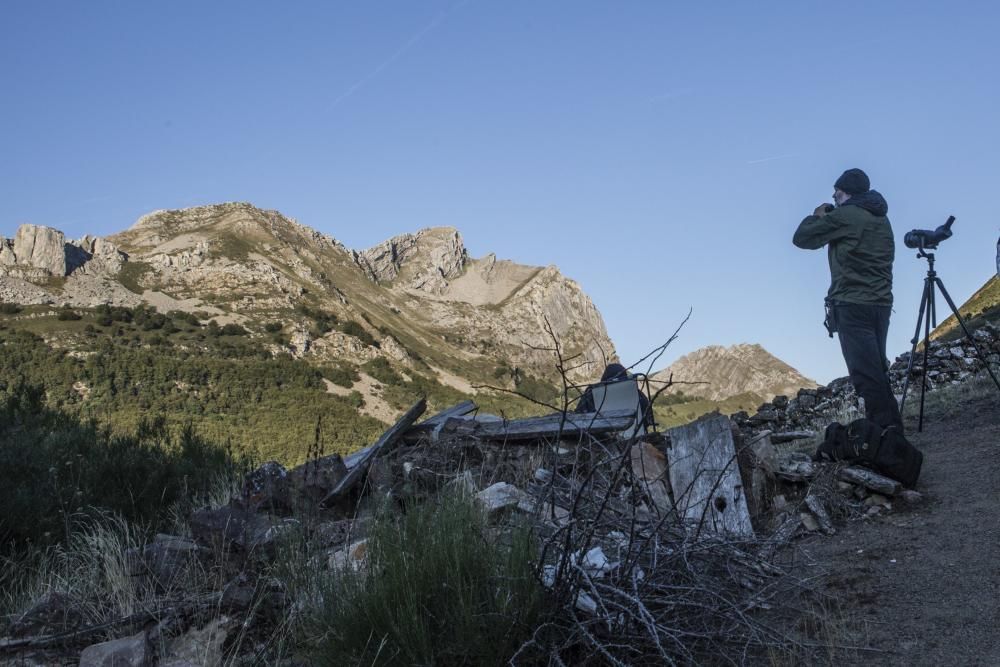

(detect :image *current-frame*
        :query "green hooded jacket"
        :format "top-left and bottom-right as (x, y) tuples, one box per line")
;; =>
(793, 190), (895, 306)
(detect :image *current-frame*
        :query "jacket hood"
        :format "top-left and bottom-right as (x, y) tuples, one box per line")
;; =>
(844, 190), (888, 217)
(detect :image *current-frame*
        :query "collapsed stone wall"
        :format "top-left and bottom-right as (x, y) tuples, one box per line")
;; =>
(889, 323), (1000, 393)
(729, 323), (1000, 446)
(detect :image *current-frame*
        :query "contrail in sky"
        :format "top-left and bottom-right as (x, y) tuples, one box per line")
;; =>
(746, 153), (798, 165)
(330, 1), (469, 110)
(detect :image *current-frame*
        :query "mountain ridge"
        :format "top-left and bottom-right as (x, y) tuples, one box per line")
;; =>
(1, 202), (616, 397)
(652, 342), (818, 402)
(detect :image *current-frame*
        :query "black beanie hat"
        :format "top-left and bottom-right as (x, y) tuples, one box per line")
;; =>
(601, 363), (628, 382)
(834, 168), (870, 195)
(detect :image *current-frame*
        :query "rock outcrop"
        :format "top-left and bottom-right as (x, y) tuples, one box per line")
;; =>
(0, 224), (127, 280)
(0, 235), (15, 266)
(72, 235), (127, 274)
(355, 227), (468, 294)
(14, 224), (67, 275)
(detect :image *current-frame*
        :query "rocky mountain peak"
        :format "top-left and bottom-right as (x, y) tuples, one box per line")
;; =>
(354, 226), (468, 294)
(653, 343), (817, 402)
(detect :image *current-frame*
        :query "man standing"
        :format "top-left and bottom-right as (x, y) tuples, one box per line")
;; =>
(794, 168), (903, 430)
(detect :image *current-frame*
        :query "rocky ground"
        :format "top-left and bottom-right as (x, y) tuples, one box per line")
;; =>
(798, 379), (1000, 665)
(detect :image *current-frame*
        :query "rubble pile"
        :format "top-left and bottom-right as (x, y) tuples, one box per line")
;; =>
(0, 399), (811, 665)
(746, 431), (924, 543)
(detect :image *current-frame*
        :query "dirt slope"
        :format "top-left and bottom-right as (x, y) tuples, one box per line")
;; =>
(800, 387), (1000, 665)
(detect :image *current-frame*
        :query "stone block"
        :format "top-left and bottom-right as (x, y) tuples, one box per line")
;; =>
(79, 631), (149, 667)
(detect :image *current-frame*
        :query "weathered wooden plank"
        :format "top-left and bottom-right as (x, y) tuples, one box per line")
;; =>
(430, 409), (636, 442)
(630, 442), (673, 518)
(401, 400), (478, 442)
(839, 466), (901, 497)
(419, 400), (478, 426)
(666, 414), (754, 537)
(321, 398), (427, 507)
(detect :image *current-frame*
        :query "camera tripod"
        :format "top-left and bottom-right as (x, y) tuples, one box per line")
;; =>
(899, 246), (1000, 432)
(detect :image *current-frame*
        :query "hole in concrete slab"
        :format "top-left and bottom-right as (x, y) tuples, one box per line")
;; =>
(714, 496), (727, 512)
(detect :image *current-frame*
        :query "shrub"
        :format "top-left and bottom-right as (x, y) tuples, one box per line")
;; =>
(57, 309), (82, 321)
(346, 390), (364, 409)
(96, 304), (134, 324)
(362, 358), (403, 386)
(220, 323), (248, 336)
(297, 305), (338, 334)
(339, 320), (379, 348)
(264, 321), (283, 333)
(515, 374), (558, 405)
(116, 262), (152, 294)
(305, 494), (549, 666)
(0, 382), (247, 555)
(326, 365), (360, 388)
(0, 303), (21, 315)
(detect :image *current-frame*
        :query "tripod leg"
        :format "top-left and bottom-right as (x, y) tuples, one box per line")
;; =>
(934, 277), (1000, 392)
(918, 282), (933, 432)
(929, 280), (937, 328)
(899, 278), (932, 416)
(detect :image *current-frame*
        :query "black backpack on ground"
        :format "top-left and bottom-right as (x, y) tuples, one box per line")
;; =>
(814, 418), (923, 488)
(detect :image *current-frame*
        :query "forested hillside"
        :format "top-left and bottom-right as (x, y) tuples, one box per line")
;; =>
(0, 304), (548, 464)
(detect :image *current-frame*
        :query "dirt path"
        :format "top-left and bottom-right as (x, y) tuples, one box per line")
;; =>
(798, 391), (1000, 665)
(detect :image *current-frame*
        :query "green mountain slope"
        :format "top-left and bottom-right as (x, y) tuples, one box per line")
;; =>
(932, 274), (1000, 342)
(0, 304), (548, 465)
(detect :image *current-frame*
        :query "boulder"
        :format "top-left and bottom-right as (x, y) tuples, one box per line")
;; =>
(142, 534), (206, 589)
(161, 616), (233, 667)
(475, 482), (529, 515)
(241, 461), (291, 512)
(189, 501), (299, 556)
(78, 631), (149, 667)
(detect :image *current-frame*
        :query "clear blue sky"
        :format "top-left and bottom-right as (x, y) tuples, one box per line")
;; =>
(3, 1), (998, 383)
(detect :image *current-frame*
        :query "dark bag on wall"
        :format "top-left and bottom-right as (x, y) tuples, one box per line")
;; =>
(814, 418), (923, 488)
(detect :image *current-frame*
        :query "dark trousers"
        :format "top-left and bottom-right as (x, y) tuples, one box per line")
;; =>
(834, 303), (904, 430)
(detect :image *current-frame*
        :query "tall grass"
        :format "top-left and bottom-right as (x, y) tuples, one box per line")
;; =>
(0, 513), (151, 630)
(902, 372), (998, 421)
(300, 494), (551, 666)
